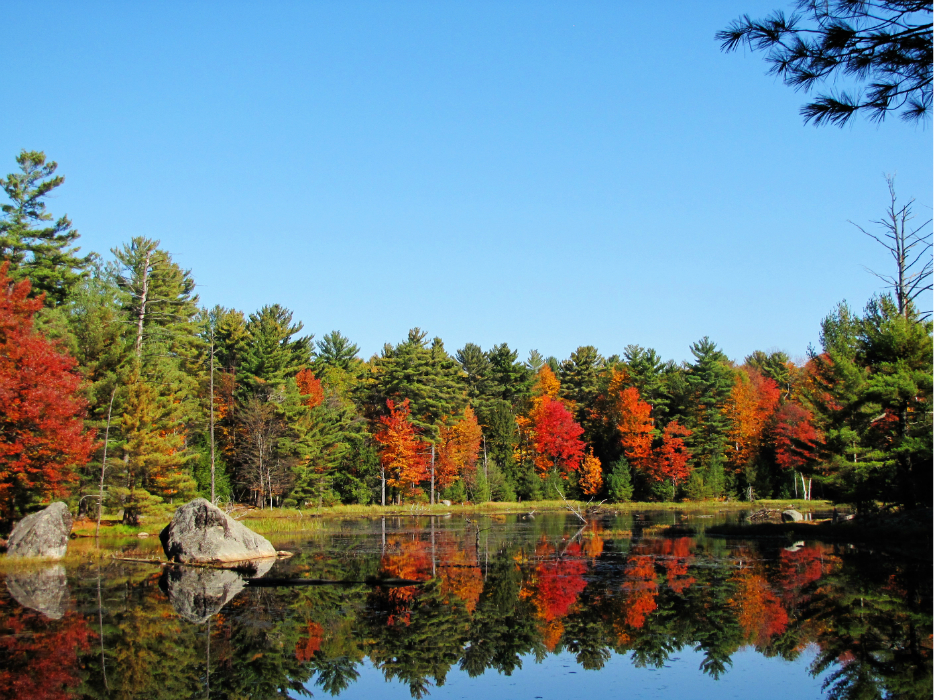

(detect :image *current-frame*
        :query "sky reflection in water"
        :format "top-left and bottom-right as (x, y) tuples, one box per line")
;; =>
(0, 510), (929, 700)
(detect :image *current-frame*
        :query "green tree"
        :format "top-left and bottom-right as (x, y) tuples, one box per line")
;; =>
(717, 0), (933, 125)
(314, 330), (361, 371)
(558, 345), (605, 423)
(239, 304), (313, 396)
(807, 296), (933, 509)
(0, 150), (93, 305)
(683, 337), (735, 498)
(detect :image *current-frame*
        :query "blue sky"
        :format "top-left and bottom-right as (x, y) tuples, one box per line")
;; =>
(2, 1), (930, 364)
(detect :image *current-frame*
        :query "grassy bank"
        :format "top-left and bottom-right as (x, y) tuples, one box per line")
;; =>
(68, 498), (833, 538)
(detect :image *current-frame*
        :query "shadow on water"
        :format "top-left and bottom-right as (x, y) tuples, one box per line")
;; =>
(0, 510), (929, 699)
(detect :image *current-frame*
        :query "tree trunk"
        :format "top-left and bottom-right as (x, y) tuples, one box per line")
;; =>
(430, 443), (435, 505)
(209, 338), (216, 504)
(134, 249), (152, 359)
(95, 389), (116, 539)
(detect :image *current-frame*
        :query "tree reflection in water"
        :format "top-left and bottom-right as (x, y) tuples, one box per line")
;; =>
(0, 513), (929, 700)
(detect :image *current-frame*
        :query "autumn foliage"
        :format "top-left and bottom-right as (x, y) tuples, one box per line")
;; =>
(0, 264), (95, 522)
(436, 406), (483, 489)
(295, 368), (324, 408)
(725, 368), (781, 472)
(578, 449), (603, 496)
(529, 397), (585, 477)
(771, 403), (820, 471)
(615, 387), (654, 472)
(374, 399), (429, 496)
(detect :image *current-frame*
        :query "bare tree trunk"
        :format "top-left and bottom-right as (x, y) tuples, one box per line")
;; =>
(209, 338), (216, 504)
(483, 436), (488, 481)
(381, 466), (386, 507)
(430, 443), (435, 505)
(96, 389), (116, 539)
(134, 249), (153, 359)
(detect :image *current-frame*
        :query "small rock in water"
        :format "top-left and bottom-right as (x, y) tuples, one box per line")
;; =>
(160, 498), (277, 563)
(6, 502), (72, 559)
(781, 509), (804, 523)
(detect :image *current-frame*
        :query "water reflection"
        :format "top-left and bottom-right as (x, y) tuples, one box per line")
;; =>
(6, 565), (69, 620)
(0, 511), (929, 700)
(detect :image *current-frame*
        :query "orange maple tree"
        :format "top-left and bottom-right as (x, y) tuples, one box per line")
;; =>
(0, 264), (96, 522)
(615, 386), (654, 472)
(579, 448), (603, 495)
(436, 406), (482, 490)
(374, 399), (429, 497)
(295, 368), (324, 408)
(725, 368), (781, 471)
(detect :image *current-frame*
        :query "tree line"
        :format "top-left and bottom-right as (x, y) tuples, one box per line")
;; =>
(0, 149), (930, 525)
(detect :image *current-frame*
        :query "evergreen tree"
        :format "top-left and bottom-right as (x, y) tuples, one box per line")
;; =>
(606, 458), (634, 502)
(558, 345), (605, 422)
(623, 345), (675, 421)
(455, 342), (495, 417)
(370, 328), (466, 442)
(314, 330), (361, 372)
(486, 343), (531, 406)
(683, 337), (735, 498)
(239, 304), (313, 396)
(0, 150), (93, 305)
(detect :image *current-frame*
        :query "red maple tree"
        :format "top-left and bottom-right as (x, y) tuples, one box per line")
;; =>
(530, 396), (585, 477)
(771, 403), (820, 471)
(0, 263), (95, 523)
(650, 421), (693, 485)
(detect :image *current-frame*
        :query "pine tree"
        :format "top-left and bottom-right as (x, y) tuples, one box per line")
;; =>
(683, 337), (735, 498)
(239, 304), (313, 396)
(0, 150), (93, 305)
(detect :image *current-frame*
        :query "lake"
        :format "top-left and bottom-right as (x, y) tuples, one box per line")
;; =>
(0, 509), (930, 700)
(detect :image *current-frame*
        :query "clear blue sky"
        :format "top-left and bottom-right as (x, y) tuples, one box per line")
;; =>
(3, 1), (930, 364)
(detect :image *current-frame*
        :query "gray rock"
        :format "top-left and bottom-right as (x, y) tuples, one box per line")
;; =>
(441, 500), (452, 507)
(6, 502), (72, 559)
(161, 558), (274, 624)
(160, 498), (277, 563)
(6, 565), (69, 619)
(781, 509), (804, 523)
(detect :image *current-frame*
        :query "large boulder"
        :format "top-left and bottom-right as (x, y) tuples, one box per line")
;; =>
(781, 509), (804, 523)
(160, 558), (275, 624)
(6, 502), (72, 559)
(6, 566), (69, 619)
(160, 498), (277, 563)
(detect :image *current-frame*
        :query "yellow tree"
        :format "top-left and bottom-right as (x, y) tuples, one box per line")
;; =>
(436, 406), (482, 490)
(579, 448), (603, 496)
(724, 367), (781, 473)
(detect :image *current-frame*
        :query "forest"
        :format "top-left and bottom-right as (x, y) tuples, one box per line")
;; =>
(0, 148), (931, 528)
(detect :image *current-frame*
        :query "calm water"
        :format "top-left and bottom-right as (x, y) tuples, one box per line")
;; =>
(0, 510), (930, 700)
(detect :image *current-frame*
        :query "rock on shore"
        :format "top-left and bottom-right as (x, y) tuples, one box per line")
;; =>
(6, 502), (73, 559)
(160, 498), (277, 563)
